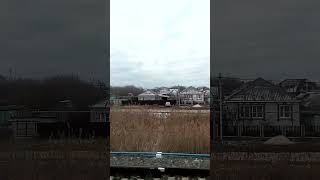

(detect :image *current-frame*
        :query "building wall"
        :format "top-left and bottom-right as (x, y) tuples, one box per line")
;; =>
(225, 102), (300, 126)
(180, 93), (205, 105)
(10, 119), (38, 138)
(193, 94), (205, 103)
(138, 95), (157, 101)
(265, 103), (300, 126)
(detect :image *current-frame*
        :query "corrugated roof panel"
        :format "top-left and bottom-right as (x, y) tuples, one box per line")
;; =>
(226, 78), (296, 102)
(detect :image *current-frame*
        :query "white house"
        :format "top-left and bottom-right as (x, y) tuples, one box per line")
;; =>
(179, 86), (205, 105)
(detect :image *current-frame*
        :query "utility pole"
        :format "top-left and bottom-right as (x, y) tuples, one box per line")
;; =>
(218, 73), (223, 144)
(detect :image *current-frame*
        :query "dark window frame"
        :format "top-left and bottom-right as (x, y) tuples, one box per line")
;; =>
(239, 104), (265, 120)
(279, 104), (292, 119)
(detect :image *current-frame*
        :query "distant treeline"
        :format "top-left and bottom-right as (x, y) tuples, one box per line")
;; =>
(110, 85), (144, 96)
(0, 73), (244, 110)
(0, 74), (106, 110)
(110, 79), (243, 97)
(110, 85), (197, 97)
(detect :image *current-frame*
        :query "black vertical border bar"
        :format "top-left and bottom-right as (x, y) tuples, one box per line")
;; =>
(210, 0), (217, 178)
(105, 0), (111, 178)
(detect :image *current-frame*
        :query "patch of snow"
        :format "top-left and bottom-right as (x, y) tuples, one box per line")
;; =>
(264, 135), (294, 145)
(192, 104), (202, 108)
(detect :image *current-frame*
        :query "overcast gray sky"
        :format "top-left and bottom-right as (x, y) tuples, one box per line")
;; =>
(0, 0), (107, 82)
(111, 0), (210, 88)
(213, 0), (320, 81)
(2, 0), (320, 88)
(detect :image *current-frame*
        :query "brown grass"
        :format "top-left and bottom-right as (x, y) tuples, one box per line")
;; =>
(110, 106), (210, 153)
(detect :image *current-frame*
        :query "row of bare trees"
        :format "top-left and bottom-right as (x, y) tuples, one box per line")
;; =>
(0, 75), (106, 110)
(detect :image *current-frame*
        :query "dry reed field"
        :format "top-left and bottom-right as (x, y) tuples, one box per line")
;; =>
(110, 106), (210, 153)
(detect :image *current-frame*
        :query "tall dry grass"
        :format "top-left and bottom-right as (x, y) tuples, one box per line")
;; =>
(110, 106), (210, 153)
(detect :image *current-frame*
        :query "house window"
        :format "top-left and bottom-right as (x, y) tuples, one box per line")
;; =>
(16, 121), (36, 137)
(252, 105), (263, 118)
(240, 105), (264, 119)
(240, 105), (251, 118)
(280, 105), (291, 118)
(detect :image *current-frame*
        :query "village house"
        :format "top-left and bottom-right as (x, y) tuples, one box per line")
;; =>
(179, 86), (205, 105)
(279, 79), (318, 97)
(169, 88), (179, 97)
(224, 78), (301, 127)
(297, 92), (320, 126)
(110, 95), (138, 106)
(158, 87), (170, 95)
(138, 90), (159, 101)
(9, 113), (56, 138)
(7, 101), (70, 138)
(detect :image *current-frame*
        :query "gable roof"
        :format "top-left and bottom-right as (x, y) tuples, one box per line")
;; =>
(279, 79), (307, 85)
(279, 79), (317, 93)
(180, 86), (201, 94)
(279, 79), (306, 92)
(225, 78), (296, 102)
(138, 90), (157, 96)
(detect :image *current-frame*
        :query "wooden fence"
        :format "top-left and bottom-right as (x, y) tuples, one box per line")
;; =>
(222, 125), (320, 137)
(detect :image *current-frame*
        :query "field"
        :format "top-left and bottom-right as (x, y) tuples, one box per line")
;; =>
(110, 106), (210, 153)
